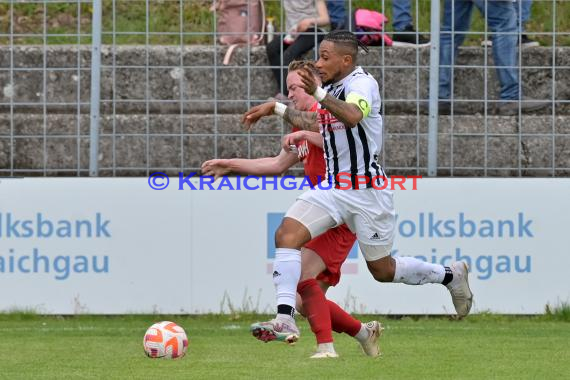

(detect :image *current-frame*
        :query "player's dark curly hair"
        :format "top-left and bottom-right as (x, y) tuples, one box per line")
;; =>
(323, 30), (369, 60)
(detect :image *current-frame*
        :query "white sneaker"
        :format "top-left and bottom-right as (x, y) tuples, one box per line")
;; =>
(310, 350), (339, 359)
(445, 261), (474, 318)
(250, 315), (299, 344)
(359, 321), (383, 357)
(310, 343), (338, 358)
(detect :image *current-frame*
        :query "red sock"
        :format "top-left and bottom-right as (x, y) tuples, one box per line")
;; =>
(327, 300), (361, 337)
(297, 279), (333, 344)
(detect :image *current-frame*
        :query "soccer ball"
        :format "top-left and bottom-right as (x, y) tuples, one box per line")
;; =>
(143, 321), (188, 359)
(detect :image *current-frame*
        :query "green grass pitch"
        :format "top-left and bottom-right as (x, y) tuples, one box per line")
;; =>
(0, 313), (568, 379)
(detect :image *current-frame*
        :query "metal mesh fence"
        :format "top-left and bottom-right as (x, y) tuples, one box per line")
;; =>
(0, 0), (568, 177)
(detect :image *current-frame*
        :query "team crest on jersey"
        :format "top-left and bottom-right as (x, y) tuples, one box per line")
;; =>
(297, 140), (309, 160)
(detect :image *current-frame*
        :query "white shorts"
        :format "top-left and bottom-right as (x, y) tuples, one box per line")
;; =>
(297, 184), (396, 260)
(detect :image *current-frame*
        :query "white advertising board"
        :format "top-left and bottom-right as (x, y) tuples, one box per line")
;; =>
(0, 177), (568, 314)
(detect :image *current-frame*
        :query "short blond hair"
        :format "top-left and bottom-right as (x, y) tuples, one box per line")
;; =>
(288, 60), (319, 79)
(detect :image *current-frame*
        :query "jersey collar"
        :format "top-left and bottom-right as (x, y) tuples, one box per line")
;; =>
(329, 66), (363, 89)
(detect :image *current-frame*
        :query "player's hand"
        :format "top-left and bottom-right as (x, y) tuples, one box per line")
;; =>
(241, 102), (276, 130)
(201, 159), (231, 180)
(282, 131), (309, 159)
(296, 18), (314, 33)
(298, 68), (318, 96)
(282, 130), (306, 151)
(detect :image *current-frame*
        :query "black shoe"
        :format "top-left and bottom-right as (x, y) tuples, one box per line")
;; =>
(420, 100), (469, 115)
(437, 100), (470, 115)
(520, 34), (539, 47)
(495, 97), (549, 115)
(392, 25), (430, 47)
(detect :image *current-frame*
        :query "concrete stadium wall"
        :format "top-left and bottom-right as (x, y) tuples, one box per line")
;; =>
(1, 113), (568, 177)
(0, 46), (569, 175)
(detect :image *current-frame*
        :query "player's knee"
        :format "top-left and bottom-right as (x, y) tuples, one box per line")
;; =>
(275, 219), (310, 248)
(371, 268), (393, 282)
(300, 268), (323, 282)
(299, 269), (312, 282)
(367, 258), (396, 282)
(299, 263), (322, 282)
(275, 227), (300, 248)
(371, 270), (393, 282)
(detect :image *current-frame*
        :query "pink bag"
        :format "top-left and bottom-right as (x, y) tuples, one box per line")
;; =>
(354, 9), (393, 47)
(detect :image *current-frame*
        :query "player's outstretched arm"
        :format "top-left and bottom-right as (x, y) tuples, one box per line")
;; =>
(201, 150), (299, 178)
(298, 68), (363, 128)
(200, 159), (231, 180)
(242, 101), (318, 132)
(302, 131), (324, 148)
(242, 102), (276, 130)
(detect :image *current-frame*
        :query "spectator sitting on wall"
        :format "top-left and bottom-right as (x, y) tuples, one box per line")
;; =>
(267, 0), (330, 100)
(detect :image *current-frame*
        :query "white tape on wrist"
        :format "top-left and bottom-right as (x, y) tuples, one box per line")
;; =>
(274, 102), (287, 117)
(313, 87), (327, 102)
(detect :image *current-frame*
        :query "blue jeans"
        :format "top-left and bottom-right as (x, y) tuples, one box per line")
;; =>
(392, 0), (412, 31)
(326, 0), (347, 30)
(439, 0), (519, 101)
(514, 0), (532, 32)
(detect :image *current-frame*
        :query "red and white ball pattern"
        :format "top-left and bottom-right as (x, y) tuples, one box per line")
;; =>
(143, 321), (188, 359)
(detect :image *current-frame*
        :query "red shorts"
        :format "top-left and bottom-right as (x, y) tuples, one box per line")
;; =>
(304, 224), (357, 286)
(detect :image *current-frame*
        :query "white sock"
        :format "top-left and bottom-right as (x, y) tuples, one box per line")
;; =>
(317, 342), (336, 353)
(393, 256), (446, 285)
(276, 314), (294, 322)
(273, 248), (301, 309)
(354, 324), (369, 343)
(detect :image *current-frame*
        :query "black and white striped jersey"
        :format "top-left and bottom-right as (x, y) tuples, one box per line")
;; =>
(318, 66), (384, 189)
